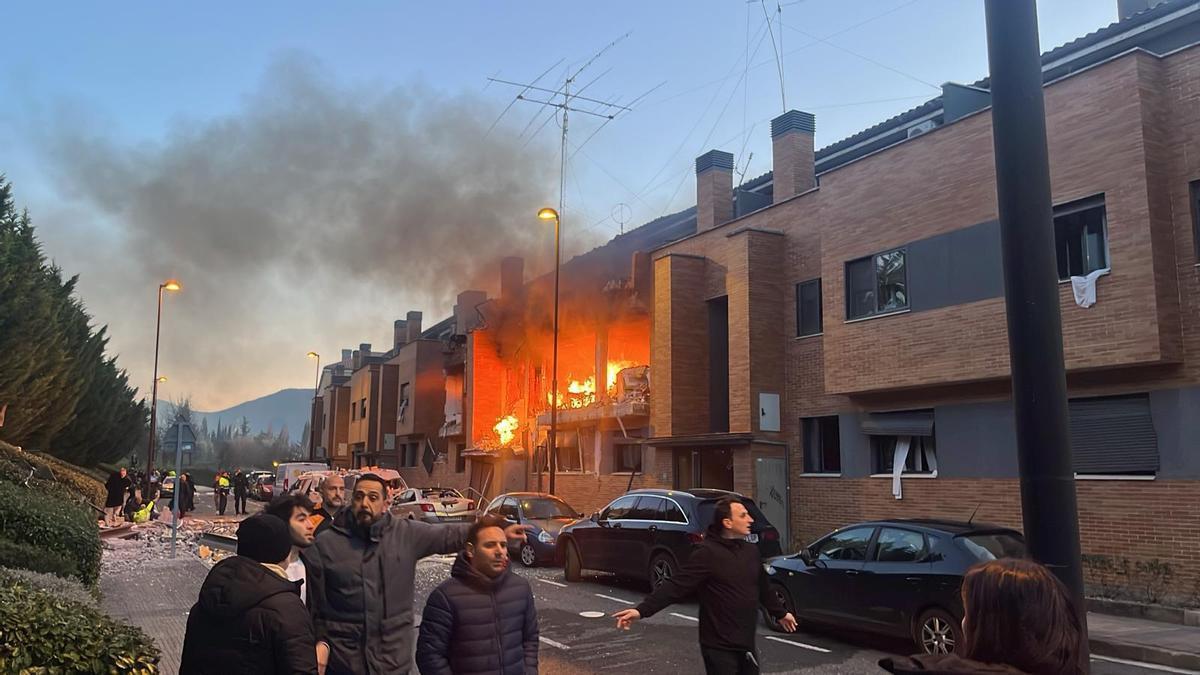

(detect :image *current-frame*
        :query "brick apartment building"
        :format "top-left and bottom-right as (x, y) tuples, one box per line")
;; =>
(651, 0), (1200, 599)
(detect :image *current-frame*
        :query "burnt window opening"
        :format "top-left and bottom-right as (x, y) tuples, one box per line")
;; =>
(796, 279), (823, 337)
(1054, 196), (1108, 281)
(802, 416), (841, 473)
(614, 443), (643, 473)
(399, 383), (411, 421)
(846, 248), (908, 320)
(872, 434), (937, 475)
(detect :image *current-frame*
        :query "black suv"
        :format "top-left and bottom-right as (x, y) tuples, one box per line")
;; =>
(557, 488), (783, 587)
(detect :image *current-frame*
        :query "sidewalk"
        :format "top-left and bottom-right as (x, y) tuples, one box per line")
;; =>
(1088, 611), (1200, 672)
(100, 553), (208, 675)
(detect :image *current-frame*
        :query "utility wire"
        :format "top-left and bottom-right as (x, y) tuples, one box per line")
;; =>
(779, 20), (940, 90)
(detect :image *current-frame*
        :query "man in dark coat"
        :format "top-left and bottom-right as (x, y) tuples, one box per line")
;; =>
(233, 468), (250, 515)
(103, 467), (131, 527)
(180, 514), (318, 674)
(416, 514), (538, 675)
(614, 497), (797, 675)
(303, 473), (527, 675)
(170, 472), (196, 518)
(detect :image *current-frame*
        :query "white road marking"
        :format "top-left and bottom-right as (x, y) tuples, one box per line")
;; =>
(538, 578), (568, 588)
(539, 636), (571, 650)
(670, 612), (699, 622)
(594, 593), (636, 605)
(1091, 655), (1200, 674)
(764, 635), (832, 653)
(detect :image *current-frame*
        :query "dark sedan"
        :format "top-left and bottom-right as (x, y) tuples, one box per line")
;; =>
(558, 488), (783, 588)
(485, 492), (583, 567)
(763, 519), (1026, 654)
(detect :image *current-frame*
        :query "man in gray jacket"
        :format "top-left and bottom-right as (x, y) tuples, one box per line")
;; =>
(303, 473), (526, 675)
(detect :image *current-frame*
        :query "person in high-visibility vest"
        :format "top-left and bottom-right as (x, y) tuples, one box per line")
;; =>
(216, 472), (232, 516)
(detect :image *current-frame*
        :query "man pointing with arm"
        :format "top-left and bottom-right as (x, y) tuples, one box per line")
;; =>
(302, 473), (526, 675)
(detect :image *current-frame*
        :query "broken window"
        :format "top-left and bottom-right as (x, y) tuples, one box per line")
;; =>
(614, 443), (642, 473)
(846, 249), (908, 320)
(1054, 196), (1108, 280)
(872, 434), (937, 475)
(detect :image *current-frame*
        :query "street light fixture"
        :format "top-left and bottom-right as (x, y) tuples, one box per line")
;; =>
(538, 207), (562, 495)
(147, 279), (181, 479)
(306, 351), (321, 461)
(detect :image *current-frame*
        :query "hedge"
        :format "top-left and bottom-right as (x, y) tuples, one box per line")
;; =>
(0, 573), (159, 673)
(0, 440), (107, 510)
(0, 537), (78, 579)
(0, 479), (101, 585)
(0, 565), (97, 608)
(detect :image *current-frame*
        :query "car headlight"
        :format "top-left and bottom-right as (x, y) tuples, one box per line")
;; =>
(538, 530), (554, 544)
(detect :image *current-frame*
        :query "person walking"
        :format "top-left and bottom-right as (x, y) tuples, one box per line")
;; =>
(613, 497), (797, 675)
(303, 473), (528, 675)
(103, 467), (131, 527)
(312, 474), (345, 536)
(879, 558), (1085, 675)
(265, 493), (316, 605)
(233, 468), (250, 515)
(416, 514), (539, 675)
(180, 514), (318, 674)
(171, 472), (196, 519)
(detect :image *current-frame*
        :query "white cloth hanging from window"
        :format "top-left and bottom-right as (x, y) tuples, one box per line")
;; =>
(1070, 269), (1106, 308)
(892, 436), (911, 500)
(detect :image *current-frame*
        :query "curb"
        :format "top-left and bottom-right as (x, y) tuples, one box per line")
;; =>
(1090, 636), (1200, 672)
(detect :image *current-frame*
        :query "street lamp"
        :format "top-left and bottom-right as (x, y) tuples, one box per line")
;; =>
(538, 207), (561, 495)
(146, 279), (181, 479)
(307, 351), (321, 461)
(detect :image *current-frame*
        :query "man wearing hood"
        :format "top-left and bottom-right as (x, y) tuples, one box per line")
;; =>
(303, 473), (528, 675)
(416, 514), (538, 675)
(180, 514), (317, 674)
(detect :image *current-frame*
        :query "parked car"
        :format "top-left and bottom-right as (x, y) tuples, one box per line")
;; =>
(250, 473), (275, 501)
(762, 519), (1026, 655)
(160, 476), (175, 499)
(485, 493), (582, 567)
(392, 487), (476, 523)
(291, 470), (338, 501)
(274, 462), (328, 494)
(557, 488), (782, 587)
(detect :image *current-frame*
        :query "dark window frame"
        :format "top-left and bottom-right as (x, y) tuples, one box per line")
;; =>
(802, 416), (841, 474)
(845, 248), (909, 320)
(796, 278), (823, 337)
(614, 443), (643, 473)
(1191, 180), (1200, 261)
(1053, 195), (1109, 281)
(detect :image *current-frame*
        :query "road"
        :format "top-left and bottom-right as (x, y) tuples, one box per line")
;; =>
(189, 485), (265, 519)
(411, 557), (1190, 675)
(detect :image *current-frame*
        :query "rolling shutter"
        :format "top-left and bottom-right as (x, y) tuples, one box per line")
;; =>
(861, 410), (934, 437)
(1069, 395), (1158, 475)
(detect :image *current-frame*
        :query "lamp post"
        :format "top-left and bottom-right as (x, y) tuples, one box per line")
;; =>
(538, 207), (561, 495)
(146, 279), (180, 479)
(307, 351), (320, 461)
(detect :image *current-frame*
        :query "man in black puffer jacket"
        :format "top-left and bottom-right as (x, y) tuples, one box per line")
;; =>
(180, 515), (318, 674)
(417, 514), (538, 674)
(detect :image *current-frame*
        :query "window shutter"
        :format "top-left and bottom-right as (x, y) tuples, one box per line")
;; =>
(1069, 395), (1158, 475)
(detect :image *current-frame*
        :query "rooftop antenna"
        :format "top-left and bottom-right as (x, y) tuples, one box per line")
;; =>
(967, 502), (982, 526)
(757, 0), (787, 112)
(611, 202), (632, 235)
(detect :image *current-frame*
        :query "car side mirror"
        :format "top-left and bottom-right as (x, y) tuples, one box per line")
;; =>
(590, 512), (599, 523)
(798, 548), (814, 565)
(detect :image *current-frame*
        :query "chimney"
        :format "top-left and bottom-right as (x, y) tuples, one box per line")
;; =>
(405, 310), (423, 343)
(393, 319), (408, 349)
(771, 110), (816, 202)
(455, 290), (488, 335)
(695, 150), (734, 231)
(352, 350), (362, 370)
(500, 257), (524, 302)
(1118, 0), (1166, 18)
(341, 348), (352, 363)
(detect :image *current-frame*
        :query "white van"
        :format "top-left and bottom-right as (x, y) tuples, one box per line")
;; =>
(275, 462), (328, 494)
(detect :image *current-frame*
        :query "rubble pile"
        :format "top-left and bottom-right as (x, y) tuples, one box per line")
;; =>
(99, 518), (235, 573)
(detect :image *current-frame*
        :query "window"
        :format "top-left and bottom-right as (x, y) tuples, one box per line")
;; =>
(662, 499), (687, 523)
(874, 528), (926, 563)
(796, 279), (823, 336)
(360, 398), (367, 419)
(614, 443), (642, 473)
(960, 533), (1027, 562)
(454, 443), (466, 473)
(489, 497), (519, 521)
(553, 431), (584, 473)
(351, 402), (357, 420)
(802, 416), (841, 473)
(401, 443), (419, 468)
(1191, 180), (1200, 260)
(846, 249), (908, 320)
(629, 496), (664, 520)
(1069, 394), (1158, 476)
(1054, 196), (1108, 280)
(873, 435), (937, 475)
(814, 526), (874, 561)
(398, 383), (410, 420)
(601, 495), (638, 521)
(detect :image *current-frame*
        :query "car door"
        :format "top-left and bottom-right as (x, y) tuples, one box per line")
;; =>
(616, 496), (663, 577)
(858, 527), (933, 635)
(797, 526), (876, 623)
(581, 495), (637, 572)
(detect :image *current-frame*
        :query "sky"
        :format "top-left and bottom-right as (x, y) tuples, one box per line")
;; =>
(0, 0), (1120, 412)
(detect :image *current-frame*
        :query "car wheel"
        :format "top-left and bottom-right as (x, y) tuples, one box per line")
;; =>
(761, 581), (797, 632)
(564, 540), (582, 582)
(519, 543), (538, 568)
(915, 608), (961, 655)
(649, 553), (676, 589)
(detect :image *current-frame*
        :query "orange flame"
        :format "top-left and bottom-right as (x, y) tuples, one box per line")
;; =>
(606, 360), (639, 393)
(493, 415), (519, 446)
(545, 360), (642, 409)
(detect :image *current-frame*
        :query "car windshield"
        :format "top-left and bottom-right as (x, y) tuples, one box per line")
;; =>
(521, 498), (576, 519)
(420, 488), (462, 499)
(959, 532), (1027, 561)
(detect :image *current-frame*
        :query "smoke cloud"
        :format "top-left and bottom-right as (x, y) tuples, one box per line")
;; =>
(31, 54), (595, 412)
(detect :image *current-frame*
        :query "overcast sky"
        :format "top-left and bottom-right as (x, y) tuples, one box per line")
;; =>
(0, 0), (1120, 411)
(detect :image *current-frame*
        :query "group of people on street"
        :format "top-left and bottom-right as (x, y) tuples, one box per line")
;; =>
(180, 474), (1085, 675)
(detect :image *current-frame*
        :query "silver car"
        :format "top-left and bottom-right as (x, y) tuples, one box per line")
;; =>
(391, 487), (475, 523)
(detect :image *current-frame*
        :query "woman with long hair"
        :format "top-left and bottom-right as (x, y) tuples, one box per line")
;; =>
(880, 558), (1085, 674)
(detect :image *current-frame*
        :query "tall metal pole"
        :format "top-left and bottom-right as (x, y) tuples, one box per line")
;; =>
(146, 285), (165, 479)
(170, 419), (183, 558)
(309, 354), (320, 461)
(548, 77), (569, 496)
(985, 0), (1088, 631)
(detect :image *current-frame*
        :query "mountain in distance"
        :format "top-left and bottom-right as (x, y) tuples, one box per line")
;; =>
(195, 388), (311, 439)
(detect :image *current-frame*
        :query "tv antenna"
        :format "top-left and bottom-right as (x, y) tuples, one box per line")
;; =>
(611, 202), (632, 234)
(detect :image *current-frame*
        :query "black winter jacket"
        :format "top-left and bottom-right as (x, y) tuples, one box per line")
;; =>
(635, 533), (786, 652)
(180, 555), (318, 675)
(416, 552), (538, 675)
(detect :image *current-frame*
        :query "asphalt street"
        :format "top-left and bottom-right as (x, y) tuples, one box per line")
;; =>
(411, 557), (1193, 675)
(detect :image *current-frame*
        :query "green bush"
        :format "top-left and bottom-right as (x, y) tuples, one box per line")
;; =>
(0, 480), (101, 585)
(0, 537), (77, 579)
(0, 565), (97, 608)
(0, 440), (107, 509)
(0, 573), (159, 673)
